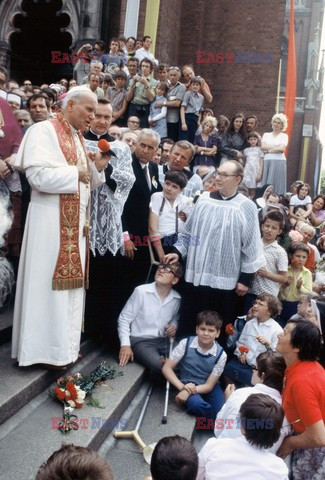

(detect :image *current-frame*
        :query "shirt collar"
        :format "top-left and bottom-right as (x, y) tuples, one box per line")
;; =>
(211, 190), (239, 201)
(90, 128), (107, 139)
(190, 336), (217, 355)
(144, 282), (181, 302)
(252, 317), (275, 327)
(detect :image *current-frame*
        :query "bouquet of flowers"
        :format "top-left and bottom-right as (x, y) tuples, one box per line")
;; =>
(50, 362), (122, 433)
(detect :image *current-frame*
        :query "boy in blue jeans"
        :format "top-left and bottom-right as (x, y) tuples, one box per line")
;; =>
(162, 311), (226, 419)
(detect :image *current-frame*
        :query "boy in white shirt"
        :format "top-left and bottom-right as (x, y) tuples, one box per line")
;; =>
(244, 210), (288, 313)
(149, 170), (192, 261)
(118, 262), (182, 375)
(223, 293), (283, 386)
(197, 393), (288, 480)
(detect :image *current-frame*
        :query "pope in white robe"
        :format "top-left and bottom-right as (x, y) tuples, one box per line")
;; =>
(11, 88), (108, 367)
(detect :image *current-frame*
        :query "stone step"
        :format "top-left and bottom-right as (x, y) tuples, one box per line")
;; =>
(0, 350), (146, 480)
(0, 338), (97, 426)
(100, 381), (197, 480)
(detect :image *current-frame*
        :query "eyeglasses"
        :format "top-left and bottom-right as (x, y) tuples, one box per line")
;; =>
(128, 120), (140, 125)
(216, 170), (239, 180)
(157, 264), (177, 276)
(251, 365), (258, 371)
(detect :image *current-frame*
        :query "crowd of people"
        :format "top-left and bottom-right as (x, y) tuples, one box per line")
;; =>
(0, 34), (325, 480)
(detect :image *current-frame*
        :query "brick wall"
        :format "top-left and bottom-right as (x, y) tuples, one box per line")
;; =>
(155, 0), (183, 63)
(180, 0), (286, 132)
(137, 0), (147, 40)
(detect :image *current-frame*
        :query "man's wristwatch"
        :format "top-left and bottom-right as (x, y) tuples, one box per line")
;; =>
(163, 101), (167, 106)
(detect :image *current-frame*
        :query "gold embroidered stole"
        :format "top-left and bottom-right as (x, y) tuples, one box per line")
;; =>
(50, 113), (88, 290)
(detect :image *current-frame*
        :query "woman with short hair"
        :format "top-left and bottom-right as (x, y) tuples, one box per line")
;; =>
(260, 113), (288, 195)
(277, 320), (325, 479)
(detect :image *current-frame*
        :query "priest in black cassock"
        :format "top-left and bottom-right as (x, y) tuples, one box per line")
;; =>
(84, 98), (135, 347)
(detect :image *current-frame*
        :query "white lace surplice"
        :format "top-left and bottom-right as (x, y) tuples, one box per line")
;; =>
(177, 193), (265, 290)
(85, 139), (135, 256)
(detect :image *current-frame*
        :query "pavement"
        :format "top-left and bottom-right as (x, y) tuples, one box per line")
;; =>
(0, 305), (211, 480)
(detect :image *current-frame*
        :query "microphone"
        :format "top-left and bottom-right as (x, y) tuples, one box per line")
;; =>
(97, 139), (116, 157)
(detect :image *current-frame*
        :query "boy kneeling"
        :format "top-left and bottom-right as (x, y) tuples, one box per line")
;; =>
(162, 311), (226, 419)
(118, 262), (182, 375)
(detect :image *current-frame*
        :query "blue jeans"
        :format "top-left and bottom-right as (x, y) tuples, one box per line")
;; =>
(223, 359), (253, 387)
(186, 382), (224, 420)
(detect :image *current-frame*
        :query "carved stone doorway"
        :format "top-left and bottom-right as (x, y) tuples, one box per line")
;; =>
(10, 0), (73, 84)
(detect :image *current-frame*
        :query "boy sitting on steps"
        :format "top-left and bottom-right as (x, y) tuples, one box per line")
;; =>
(162, 311), (227, 419)
(118, 262), (182, 375)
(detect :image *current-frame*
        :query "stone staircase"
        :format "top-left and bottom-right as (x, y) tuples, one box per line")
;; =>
(0, 306), (206, 480)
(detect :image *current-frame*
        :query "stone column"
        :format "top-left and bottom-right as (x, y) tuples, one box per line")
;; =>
(0, 41), (10, 69)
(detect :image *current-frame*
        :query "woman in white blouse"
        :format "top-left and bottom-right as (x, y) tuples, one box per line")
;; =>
(260, 113), (288, 195)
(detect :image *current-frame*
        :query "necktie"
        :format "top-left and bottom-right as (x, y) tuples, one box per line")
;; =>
(144, 165), (151, 190)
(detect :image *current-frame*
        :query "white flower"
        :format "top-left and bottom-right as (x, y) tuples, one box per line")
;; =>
(0, 129), (4, 138)
(76, 388), (86, 401)
(67, 400), (76, 407)
(63, 406), (74, 414)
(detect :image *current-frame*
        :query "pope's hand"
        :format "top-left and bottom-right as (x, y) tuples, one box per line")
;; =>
(93, 151), (110, 172)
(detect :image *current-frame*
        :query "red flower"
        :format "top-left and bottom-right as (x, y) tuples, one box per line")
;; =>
(54, 387), (65, 401)
(66, 382), (78, 401)
(291, 258), (300, 266)
(225, 323), (236, 336)
(239, 345), (249, 354)
(74, 401), (83, 409)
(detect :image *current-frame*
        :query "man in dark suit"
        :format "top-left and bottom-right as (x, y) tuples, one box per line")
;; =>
(121, 128), (162, 293)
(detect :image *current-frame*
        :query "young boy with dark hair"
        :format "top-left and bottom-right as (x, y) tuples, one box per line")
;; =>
(180, 77), (204, 143)
(197, 394), (288, 480)
(224, 293), (283, 387)
(162, 311), (227, 419)
(35, 444), (115, 480)
(107, 70), (128, 126)
(149, 170), (191, 260)
(245, 210), (288, 313)
(145, 435), (198, 480)
(118, 262), (183, 375)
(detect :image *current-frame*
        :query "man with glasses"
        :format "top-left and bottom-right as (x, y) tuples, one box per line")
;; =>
(118, 262), (182, 373)
(126, 116), (140, 131)
(165, 160), (264, 342)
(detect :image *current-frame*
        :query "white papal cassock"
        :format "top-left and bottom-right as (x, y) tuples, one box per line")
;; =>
(11, 121), (104, 366)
